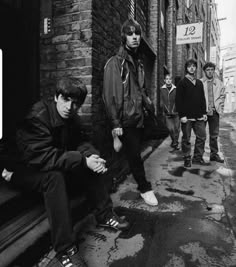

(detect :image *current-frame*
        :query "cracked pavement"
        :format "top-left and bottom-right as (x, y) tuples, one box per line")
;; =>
(39, 115), (236, 267)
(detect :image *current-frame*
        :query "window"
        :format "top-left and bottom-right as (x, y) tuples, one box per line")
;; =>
(232, 92), (235, 103)
(226, 92), (229, 103)
(229, 76), (234, 85)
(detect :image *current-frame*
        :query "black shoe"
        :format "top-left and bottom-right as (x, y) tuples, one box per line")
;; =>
(171, 142), (178, 148)
(97, 210), (130, 231)
(48, 246), (87, 267)
(192, 158), (210, 166)
(184, 158), (191, 168)
(210, 154), (224, 163)
(173, 145), (180, 151)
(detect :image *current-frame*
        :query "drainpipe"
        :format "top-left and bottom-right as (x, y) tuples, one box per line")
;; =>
(207, 0), (211, 61)
(157, 0), (161, 112)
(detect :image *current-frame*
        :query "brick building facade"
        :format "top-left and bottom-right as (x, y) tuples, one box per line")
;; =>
(0, 1), (221, 264)
(40, 0), (158, 159)
(39, 0), (213, 158)
(165, 0), (210, 84)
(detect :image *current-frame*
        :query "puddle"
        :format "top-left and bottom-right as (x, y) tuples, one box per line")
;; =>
(206, 204), (225, 213)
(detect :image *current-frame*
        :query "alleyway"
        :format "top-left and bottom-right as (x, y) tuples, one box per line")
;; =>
(37, 115), (236, 267)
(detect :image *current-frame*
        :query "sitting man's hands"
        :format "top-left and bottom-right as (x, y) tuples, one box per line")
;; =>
(112, 127), (123, 136)
(86, 154), (107, 174)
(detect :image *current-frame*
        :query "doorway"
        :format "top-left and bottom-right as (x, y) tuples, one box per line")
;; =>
(0, 0), (40, 153)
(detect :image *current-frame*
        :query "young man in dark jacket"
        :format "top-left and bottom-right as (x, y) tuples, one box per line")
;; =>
(103, 18), (158, 206)
(176, 59), (208, 168)
(3, 77), (129, 267)
(160, 74), (180, 150)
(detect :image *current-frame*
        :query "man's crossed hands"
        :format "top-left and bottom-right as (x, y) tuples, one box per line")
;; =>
(86, 154), (107, 174)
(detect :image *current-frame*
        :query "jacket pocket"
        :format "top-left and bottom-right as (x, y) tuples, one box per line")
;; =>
(123, 95), (143, 125)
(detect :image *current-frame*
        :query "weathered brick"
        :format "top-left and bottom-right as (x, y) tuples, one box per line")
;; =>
(52, 34), (72, 43)
(56, 44), (69, 52)
(57, 61), (67, 69)
(54, 15), (72, 27)
(71, 21), (81, 31)
(66, 58), (86, 68)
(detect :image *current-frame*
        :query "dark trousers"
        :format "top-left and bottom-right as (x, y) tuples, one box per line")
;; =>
(207, 111), (220, 157)
(121, 128), (152, 193)
(181, 120), (206, 159)
(11, 167), (112, 254)
(165, 115), (180, 146)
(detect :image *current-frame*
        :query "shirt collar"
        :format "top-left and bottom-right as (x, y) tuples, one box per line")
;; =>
(202, 75), (216, 84)
(50, 101), (68, 127)
(185, 74), (196, 84)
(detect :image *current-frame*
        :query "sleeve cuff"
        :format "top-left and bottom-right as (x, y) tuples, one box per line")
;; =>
(81, 156), (88, 168)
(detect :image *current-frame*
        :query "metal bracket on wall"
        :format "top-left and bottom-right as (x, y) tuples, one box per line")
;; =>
(41, 0), (53, 38)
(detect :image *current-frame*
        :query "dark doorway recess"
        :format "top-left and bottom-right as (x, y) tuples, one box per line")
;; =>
(0, 0), (40, 151)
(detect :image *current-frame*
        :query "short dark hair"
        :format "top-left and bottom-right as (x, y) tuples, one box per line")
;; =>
(185, 59), (197, 72)
(121, 18), (142, 45)
(164, 74), (172, 79)
(203, 62), (216, 71)
(56, 77), (87, 105)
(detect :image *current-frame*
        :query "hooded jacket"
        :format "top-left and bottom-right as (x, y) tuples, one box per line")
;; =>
(160, 84), (178, 116)
(103, 46), (146, 129)
(16, 100), (98, 172)
(201, 76), (225, 115)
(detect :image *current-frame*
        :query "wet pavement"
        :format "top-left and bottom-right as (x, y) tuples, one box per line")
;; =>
(38, 114), (236, 267)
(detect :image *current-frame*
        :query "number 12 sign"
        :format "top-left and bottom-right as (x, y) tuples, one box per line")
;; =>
(176, 22), (203, 45)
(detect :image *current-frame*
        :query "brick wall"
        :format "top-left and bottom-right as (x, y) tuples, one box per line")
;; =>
(40, 0), (93, 129)
(148, 0), (158, 109)
(90, 0), (158, 158)
(90, 0), (128, 158)
(40, 0), (158, 161)
(166, 0), (177, 80)
(175, 0), (188, 80)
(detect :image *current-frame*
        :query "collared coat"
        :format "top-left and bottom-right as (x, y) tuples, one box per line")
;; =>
(160, 84), (178, 116)
(201, 76), (226, 114)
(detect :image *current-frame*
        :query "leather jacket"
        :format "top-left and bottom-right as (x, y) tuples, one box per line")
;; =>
(103, 46), (145, 129)
(16, 100), (98, 172)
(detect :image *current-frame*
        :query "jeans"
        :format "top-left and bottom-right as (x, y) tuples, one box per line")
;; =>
(11, 166), (112, 253)
(165, 115), (180, 146)
(207, 111), (220, 157)
(121, 128), (152, 193)
(181, 120), (206, 159)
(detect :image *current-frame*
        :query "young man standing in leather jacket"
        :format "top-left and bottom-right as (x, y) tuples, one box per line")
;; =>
(103, 19), (158, 206)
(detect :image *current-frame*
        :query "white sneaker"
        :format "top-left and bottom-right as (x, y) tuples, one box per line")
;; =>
(2, 168), (13, 182)
(140, 190), (158, 206)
